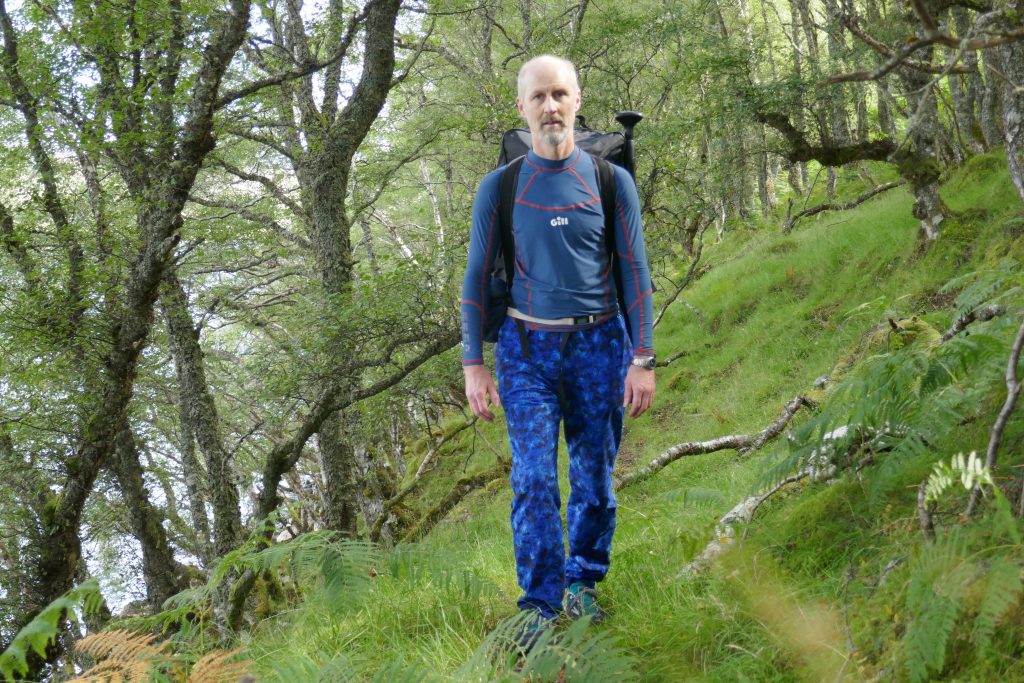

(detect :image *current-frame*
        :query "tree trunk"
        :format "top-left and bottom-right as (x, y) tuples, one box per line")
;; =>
(949, 8), (983, 155)
(980, 56), (1003, 150)
(110, 424), (187, 610)
(877, 81), (898, 139)
(899, 46), (949, 241)
(995, 21), (1024, 205)
(3, 0), (251, 671)
(160, 267), (241, 557)
(318, 410), (360, 537)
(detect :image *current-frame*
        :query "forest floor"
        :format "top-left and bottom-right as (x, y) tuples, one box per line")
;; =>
(244, 152), (1024, 682)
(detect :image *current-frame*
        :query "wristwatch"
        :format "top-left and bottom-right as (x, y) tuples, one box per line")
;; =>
(631, 355), (656, 370)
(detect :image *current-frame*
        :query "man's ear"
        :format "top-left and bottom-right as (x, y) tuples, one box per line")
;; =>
(515, 97), (526, 121)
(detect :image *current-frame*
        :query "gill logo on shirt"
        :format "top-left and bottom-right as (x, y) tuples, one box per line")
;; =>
(550, 216), (568, 227)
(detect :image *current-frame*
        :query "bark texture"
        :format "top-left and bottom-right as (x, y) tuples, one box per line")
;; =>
(995, 21), (1024, 204)
(110, 426), (187, 610)
(160, 267), (241, 557)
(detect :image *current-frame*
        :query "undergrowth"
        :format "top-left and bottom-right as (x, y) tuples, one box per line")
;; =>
(9, 154), (1022, 681)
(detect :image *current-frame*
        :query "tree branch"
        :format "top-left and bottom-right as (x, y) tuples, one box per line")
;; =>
(614, 395), (815, 490)
(784, 181), (904, 232)
(755, 110), (897, 164)
(255, 329), (459, 524)
(653, 219), (709, 329)
(966, 315), (1024, 515)
(399, 460), (510, 543)
(940, 304), (1006, 342)
(368, 417), (477, 541)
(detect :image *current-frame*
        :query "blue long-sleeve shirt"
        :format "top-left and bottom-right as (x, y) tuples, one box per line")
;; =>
(460, 147), (654, 366)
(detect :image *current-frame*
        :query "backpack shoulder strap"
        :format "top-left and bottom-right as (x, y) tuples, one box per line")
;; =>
(593, 155), (617, 256)
(591, 154), (625, 316)
(498, 156), (525, 293)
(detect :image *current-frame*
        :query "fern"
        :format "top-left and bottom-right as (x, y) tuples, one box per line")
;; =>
(763, 307), (1019, 510)
(972, 558), (1022, 655)
(454, 611), (638, 682)
(66, 630), (250, 683)
(905, 594), (961, 683)
(386, 543), (493, 601)
(189, 648), (251, 683)
(941, 258), (1022, 316)
(0, 579), (103, 681)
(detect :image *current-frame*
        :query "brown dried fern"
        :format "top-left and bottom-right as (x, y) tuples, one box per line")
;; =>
(189, 648), (252, 683)
(67, 629), (251, 683)
(68, 629), (171, 683)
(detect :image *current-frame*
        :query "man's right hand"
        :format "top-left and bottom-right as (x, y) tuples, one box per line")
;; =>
(464, 365), (501, 421)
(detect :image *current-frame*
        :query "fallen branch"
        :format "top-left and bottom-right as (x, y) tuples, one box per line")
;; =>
(677, 427), (850, 578)
(614, 395), (814, 491)
(966, 314), (1024, 516)
(940, 304), (1006, 342)
(656, 350), (688, 367)
(400, 460), (511, 543)
(784, 182), (904, 232)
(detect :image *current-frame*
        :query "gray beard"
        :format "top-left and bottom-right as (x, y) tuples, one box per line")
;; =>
(540, 125), (568, 147)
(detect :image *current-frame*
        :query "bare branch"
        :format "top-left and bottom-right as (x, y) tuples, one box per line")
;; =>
(784, 181), (904, 232)
(212, 157), (308, 219)
(835, 13), (970, 77)
(940, 304), (1006, 342)
(614, 395), (814, 490)
(653, 218), (710, 329)
(215, 0), (372, 110)
(966, 315), (1024, 515)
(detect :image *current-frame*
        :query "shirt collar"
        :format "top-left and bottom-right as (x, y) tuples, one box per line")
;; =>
(526, 146), (580, 170)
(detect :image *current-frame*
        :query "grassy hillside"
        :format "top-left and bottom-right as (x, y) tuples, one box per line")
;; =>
(244, 153), (1024, 682)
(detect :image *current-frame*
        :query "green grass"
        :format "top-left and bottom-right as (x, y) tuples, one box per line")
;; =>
(243, 153), (1024, 681)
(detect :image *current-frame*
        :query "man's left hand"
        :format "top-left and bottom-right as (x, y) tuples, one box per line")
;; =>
(623, 364), (656, 418)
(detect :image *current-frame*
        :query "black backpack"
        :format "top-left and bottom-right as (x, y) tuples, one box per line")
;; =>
(482, 113), (643, 344)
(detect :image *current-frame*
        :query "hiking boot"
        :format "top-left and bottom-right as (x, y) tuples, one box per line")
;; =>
(513, 609), (553, 653)
(564, 582), (608, 623)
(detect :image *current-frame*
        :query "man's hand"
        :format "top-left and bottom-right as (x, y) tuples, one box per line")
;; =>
(464, 365), (502, 421)
(623, 364), (655, 418)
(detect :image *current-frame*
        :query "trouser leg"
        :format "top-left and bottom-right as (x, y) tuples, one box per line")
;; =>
(562, 315), (631, 587)
(496, 318), (565, 618)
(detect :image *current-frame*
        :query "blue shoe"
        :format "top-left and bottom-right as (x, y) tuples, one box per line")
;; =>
(513, 609), (553, 653)
(564, 582), (608, 624)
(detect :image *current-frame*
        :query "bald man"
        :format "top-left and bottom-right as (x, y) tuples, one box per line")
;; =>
(460, 55), (655, 640)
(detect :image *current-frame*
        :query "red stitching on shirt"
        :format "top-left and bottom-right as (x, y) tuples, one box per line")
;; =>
(617, 199), (645, 348)
(569, 167), (599, 201)
(515, 198), (601, 211)
(517, 169), (541, 201)
(478, 203), (499, 327)
(626, 288), (653, 313)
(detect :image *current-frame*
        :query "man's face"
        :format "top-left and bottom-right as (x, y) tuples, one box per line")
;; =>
(516, 61), (581, 149)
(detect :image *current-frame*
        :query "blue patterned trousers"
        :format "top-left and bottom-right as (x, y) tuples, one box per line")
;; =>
(495, 314), (632, 618)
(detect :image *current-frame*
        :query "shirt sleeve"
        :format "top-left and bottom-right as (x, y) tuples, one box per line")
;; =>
(460, 170), (503, 366)
(612, 165), (655, 356)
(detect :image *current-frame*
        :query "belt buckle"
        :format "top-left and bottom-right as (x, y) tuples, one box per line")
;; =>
(573, 314), (594, 325)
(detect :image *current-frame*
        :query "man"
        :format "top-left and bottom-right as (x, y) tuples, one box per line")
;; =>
(460, 55), (655, 635)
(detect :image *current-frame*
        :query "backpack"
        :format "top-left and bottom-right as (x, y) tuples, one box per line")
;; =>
(482, 113), (643, 344)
